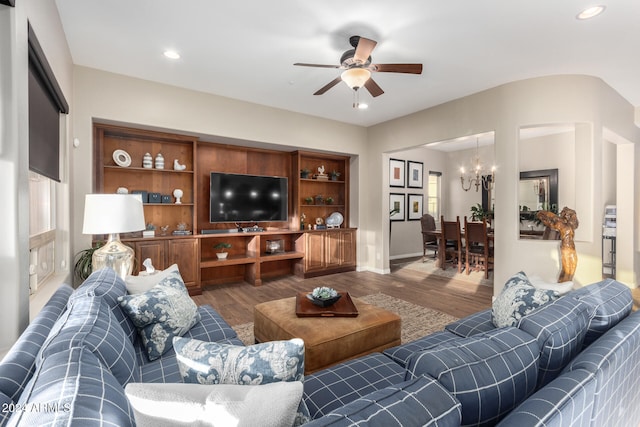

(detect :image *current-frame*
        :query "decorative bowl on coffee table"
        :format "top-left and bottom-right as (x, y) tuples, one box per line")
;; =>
(307, 287), (342, 307)
(307, 294), (342, 307)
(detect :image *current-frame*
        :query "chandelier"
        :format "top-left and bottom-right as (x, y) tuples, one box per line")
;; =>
(459, 138), (495, 192)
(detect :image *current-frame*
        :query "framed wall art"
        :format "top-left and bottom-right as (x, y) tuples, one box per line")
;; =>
(407, 161), (423, 188)
(389, 193), (405, 221)
(389, 158), (405, 188)
(407, 194), (424, 221)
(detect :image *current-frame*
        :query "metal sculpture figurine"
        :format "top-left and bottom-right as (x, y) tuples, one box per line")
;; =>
(537, 207), (579, 282)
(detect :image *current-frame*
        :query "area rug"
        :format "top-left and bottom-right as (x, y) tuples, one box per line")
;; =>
(395, 257), (493, 287)
(231, 293), (459, 346)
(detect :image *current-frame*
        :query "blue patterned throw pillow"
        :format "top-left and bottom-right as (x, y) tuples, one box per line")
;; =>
(118, 270), (200, 361)
(492, 271), (559, 328)
(173, 336), (305, 385)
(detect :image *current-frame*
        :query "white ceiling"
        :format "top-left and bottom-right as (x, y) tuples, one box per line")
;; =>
(54, 1), (640, 128)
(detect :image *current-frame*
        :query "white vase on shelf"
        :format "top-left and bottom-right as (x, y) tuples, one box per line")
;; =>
(155, 153), (164, 169)
(142, 153), (153, 169)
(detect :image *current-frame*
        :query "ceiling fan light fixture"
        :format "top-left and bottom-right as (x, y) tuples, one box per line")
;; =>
(341, 68), (371, 90)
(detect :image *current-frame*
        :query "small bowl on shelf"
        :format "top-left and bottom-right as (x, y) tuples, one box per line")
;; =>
(307, 287), (341, 307)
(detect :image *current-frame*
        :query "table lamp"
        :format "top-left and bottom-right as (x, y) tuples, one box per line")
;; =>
(82, 194), (145, 279)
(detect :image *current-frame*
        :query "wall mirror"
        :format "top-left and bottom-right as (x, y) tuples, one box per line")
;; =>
(519, 169), (558, 238)
(518, 124), (576, 239)
(519, 169), (558, 213)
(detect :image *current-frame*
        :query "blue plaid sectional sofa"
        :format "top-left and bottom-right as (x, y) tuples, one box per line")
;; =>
(0, 268), (242, 426)
(302, 278), (640, 426)
(1, 267), (640, 427)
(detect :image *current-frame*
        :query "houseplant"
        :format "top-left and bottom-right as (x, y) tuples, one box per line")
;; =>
(325, 196), (334, 205)
(330, 170), (341, 181)
(214, 242), (232, 260)
(470, 203), (492, 222)
(300, 168), (311, 179)
(73, 242), (104, 287)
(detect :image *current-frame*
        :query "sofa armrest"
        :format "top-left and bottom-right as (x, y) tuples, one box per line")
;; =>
(304, 375), (461, 427)
(303, 353), (405, 419)
(497, 369), (595, 427)
(564, 309), (640, 427)
(406, 327), (540, 426)
(569, 278), (633, 347)
(444, 308), (495, 337)
(383, 330), (459, 368)
(0, 284), (72, 406)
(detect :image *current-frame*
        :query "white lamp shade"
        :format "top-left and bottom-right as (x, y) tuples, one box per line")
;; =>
(341, 68), (371, 89)
(82, 194), (146, 235)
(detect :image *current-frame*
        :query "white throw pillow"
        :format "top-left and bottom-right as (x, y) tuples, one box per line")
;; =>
(125, 264), (179, 294)
(528, 275), (574, 295)
(125, 381), (303, 427)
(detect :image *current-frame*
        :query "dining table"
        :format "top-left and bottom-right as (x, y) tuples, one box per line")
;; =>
(423, 228), (494, 270)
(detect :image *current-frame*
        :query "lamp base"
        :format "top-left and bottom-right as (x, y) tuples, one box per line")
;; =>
(92, 233), (134, 279)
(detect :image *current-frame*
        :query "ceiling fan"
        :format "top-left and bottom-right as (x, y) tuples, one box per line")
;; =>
(294, 35), (423, 98)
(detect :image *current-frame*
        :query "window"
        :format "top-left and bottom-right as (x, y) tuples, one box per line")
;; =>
(28, 23), (68, 182)
(27, 23), (67, 293)
(29, 172), (56, 291)
(427, 171), (441, 220)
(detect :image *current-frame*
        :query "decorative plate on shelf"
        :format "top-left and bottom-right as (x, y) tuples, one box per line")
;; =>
(112, 149), (132, 167)
(326, 212), (344, 228)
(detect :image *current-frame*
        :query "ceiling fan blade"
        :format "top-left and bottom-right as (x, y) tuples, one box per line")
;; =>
(313, 77), (343, 95)
(294, 63), (341, 69)
(372, 63), (423, 74)
(353, 37), (377, 64)
(364, 78), (384, 97)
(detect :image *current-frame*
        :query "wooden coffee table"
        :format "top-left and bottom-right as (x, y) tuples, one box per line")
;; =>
(254, 293), (401, 374)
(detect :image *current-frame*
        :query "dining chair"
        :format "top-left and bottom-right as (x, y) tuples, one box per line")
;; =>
(440, 216), (463, 273)
(420, 214), (438, 260)
(464, 216), (494, 279)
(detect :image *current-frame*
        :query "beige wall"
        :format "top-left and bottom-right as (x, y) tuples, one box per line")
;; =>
(386, 147), (443, 259)
(445, 145), (495, 221)
(368, 75), (640, 293)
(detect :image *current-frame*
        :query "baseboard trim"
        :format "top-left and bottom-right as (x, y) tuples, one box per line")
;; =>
(358, 266), (390, 275)
(389, 252), (423, 260)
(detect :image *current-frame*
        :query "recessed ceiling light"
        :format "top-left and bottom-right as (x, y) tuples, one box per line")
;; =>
(357, 103), (369, 110)
(576, 5), (606, 20)
(163, 50), (180, 59)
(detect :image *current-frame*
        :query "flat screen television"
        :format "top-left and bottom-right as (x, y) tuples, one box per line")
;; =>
(209, 172), (288, 223)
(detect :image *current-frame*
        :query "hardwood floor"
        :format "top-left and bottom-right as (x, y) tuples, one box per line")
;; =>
(192, 258), (493, 326)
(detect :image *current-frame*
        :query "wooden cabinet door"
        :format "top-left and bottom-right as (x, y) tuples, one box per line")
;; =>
(167, 238), (200, 293)
(340, 230), (356, 267)
(305, 232), (326, 272)
(325, 231), (343, 269)
(133, 240), (166, 274)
